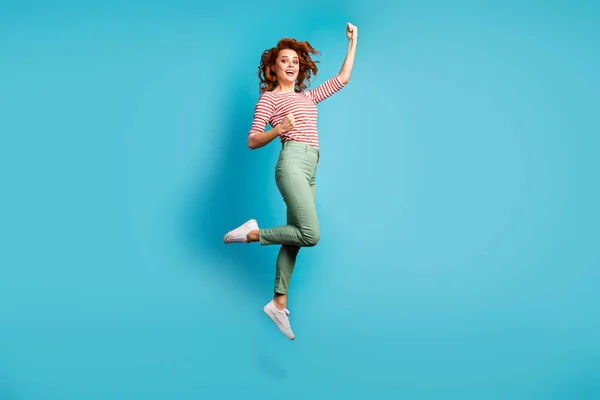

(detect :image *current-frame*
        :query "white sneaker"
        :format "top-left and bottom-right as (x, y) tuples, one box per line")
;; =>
(223, 219), (258, 244)
(263, 300), (295, 340)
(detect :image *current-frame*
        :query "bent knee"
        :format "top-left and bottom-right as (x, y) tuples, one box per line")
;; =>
(300, 228), (320, 247)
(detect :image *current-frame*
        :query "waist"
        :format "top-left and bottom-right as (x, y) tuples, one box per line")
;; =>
(281, 139), (320, 156)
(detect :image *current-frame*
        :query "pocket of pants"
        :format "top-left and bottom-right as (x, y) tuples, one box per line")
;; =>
(275, 156), (287, 178)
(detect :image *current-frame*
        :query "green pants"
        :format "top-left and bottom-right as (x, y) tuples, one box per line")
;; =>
(259, 140), (320, 294)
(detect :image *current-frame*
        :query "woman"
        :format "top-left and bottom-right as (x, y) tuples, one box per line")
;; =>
(224, 23), (357, 340)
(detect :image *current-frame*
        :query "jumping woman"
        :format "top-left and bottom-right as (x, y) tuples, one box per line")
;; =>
(224, 22), (358, 340)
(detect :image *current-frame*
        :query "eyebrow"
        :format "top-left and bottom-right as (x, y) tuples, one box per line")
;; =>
(280, 56), (299, 60)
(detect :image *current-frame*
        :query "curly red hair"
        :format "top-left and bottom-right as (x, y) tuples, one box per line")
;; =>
(257, 38), (320, 94)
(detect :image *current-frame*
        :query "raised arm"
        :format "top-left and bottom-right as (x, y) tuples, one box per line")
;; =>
(337, 22), (357, 84)
(306, 22), (357, 104)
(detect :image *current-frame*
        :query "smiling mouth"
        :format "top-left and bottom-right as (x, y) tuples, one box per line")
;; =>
(285, 70), (295, 77)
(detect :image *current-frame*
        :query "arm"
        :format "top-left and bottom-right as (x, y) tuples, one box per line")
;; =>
(337, 22), (357, 84)
(247, 94), (296, 150)
(306, 23), (357, 104)
(247, 94), (276, 150)
(248, 125), (283, 150)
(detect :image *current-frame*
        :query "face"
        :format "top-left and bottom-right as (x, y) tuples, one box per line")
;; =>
(273, 49), (299, 85)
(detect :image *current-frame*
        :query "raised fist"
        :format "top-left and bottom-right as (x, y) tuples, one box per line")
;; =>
(346, 22), (357, 41)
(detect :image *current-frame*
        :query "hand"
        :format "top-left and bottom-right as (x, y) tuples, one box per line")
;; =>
(279, 113), (295, 134)
(346, 22), (357, 41)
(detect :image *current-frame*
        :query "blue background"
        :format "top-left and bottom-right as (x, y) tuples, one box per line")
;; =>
(1, 0), (599, 399)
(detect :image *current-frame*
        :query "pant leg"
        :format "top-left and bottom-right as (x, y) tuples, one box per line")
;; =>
(273, 209), (300, 295)
(273, 171), (317, 294)
(259, 147), (320, 248)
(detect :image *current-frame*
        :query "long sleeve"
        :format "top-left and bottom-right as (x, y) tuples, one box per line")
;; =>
(248, 94), (275, 141)
(306, 75), (346, 104)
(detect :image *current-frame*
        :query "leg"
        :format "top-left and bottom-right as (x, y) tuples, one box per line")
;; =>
(224, 170), (318, 246)
(273, 174), (317, 308)
(225, 144), (319, 246)
(273, 208), (301, 302)
(260, 143), (319, 341)
(258, 169), (320, 247)
(273, 246), (300, 307)
(263, 173), (316, 341)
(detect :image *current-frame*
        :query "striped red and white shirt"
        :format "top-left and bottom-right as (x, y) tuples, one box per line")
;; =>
(248, 75), (346, 149)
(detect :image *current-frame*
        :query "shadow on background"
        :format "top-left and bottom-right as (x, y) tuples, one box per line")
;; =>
(184, 83), (280, 298)
(257, 355), (286, 381)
